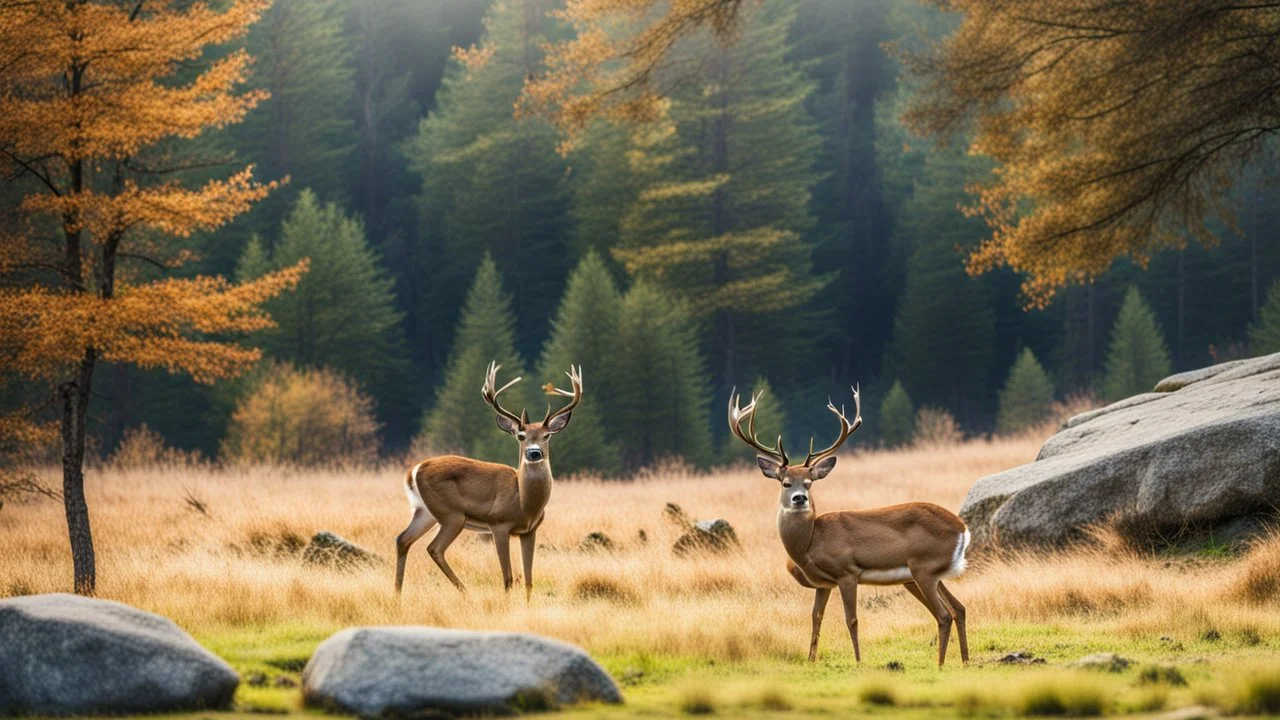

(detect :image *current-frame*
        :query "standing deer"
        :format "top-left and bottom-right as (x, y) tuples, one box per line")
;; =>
(395, 361), (581, 600)
(727, 387), (971, 667)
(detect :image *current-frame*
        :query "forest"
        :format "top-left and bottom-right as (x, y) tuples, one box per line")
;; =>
(6, 0), (1280, 477)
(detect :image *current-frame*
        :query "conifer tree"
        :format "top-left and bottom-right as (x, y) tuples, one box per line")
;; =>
(420, 255), (535, 463)
(236, 191), (412, 436)
(1102, 287), (1172, 402)
(536, 251), (623, 476)
(613, 284), (714, 469)
(1249, 280), (1280, 356)
(879, 380), (915, 448)
(612, 0), (827, 389)
(406, 0), (571, 359)
(996, 348), (1055, 434)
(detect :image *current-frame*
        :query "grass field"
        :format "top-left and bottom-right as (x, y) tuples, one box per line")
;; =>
(4, 432), (1280, 717)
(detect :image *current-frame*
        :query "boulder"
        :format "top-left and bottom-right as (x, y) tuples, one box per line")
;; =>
(0, 593), (238, 716)
(961, 352), (1280, 549)
(302, 627), (621, 717)
(673, 519), (741, 557)
(302, 531), (382, 570)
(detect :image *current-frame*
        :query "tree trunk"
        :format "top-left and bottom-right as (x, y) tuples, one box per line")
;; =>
(60, 349), (97, 595)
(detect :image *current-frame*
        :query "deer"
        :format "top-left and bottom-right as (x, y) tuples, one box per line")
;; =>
(395, 361), (581, 601)
(727, 387), (971, 667)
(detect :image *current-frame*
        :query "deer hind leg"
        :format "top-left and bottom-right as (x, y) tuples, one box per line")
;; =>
(426, 516), (468, 592)
(939, 582), (969, 663)
(809, 588), (832, 662)
(395, 509), (438, 594)
(909, 569), (952, 667)
(836, 576), (861, 662)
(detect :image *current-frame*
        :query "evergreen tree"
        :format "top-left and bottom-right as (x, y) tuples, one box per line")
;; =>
(996, 348), (1055, 434)
(613, 284), (714, 469)
(406, 0), (572, 364)
(229, 0), (356, 230)
(1101, 287), (1172, 401)
(886, 147), (996, 423)
(236, 191), (413, 438)
(879, 380), (914, 448)
(613, 0), (827, 391)
(420, 255), (536, 463)
(1249, 280), (1280, 356)
(536, 251), (624, 476)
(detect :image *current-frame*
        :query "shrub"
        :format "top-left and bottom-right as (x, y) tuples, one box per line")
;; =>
(913, 406), (962, 447)
(108, 424), (205, 469)
(879, 380), (914, 448)
(221, 363), (380, 467)
(997, 348), (1055, 434)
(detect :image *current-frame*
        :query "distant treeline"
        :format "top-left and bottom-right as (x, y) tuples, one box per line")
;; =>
(89, 0), (1280, 467)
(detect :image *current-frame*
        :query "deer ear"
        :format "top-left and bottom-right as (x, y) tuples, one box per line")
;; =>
(545, 411), (572, 434)
(495, 414), (520, 436)
(810, 456), (837, 480)
(756, 455), (783, 480)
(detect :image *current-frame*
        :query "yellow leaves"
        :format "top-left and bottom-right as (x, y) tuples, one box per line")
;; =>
(0, 261), (307, 384)
(452, 43), (495, 73)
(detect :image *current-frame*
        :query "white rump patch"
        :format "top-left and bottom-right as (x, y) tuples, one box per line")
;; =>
(860, 566), (913, 584)
(946, 529), (971, 578)
(405, 464), (428, 512)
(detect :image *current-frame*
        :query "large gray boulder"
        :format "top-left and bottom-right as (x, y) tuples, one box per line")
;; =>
(962, 352), (1280, 549)
(0, 593), (238, 715)
(302, 627), (621, 717)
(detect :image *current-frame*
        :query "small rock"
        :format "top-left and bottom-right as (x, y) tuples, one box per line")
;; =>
(301, 531), (382, 571)
(579, 532), (614, 553)
(998, 650), (1045, 665)
(247, 672), (269, 687)
(1071, 652), (1132, 673)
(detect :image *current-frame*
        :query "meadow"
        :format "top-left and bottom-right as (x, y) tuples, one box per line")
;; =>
(4, 432), (1280, 718)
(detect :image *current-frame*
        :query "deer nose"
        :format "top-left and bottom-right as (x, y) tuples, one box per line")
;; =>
(792, 495), (808, 506)
(525, 446), (544, 462)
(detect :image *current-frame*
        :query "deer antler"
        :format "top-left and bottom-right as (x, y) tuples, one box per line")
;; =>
(728, 387), (789, 467)
(481, 361), (524, 426)
(803, 385), (862, 467)
(542, 365), (582, 426)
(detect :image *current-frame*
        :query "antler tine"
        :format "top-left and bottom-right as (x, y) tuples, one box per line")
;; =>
(542, 364), (583, 425)
(481, 361), (524, 425)
(727, 387), (789, 466)
(803, 384), (863, 467)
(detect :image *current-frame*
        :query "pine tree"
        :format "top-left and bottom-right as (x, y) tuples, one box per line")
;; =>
(613, 284), (714, 470)
(1249, 280), (1280, 356)
(612, 0), (827, 390)
(536, 251), (624, 477)
(236, 191), (412, 438)
(996, 348), (1055, 434)
(879, 380), (914, 448)
(1101, 287), (1172, 402)
(420, 255), (535, 463)
(406, 0), (572, 361)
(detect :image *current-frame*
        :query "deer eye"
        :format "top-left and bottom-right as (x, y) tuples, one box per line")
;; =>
(782, 482), (791, 488)
(517, 432), (526, 441)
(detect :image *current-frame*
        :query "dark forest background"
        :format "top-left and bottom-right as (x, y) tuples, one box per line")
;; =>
(89, 0), (1280, 473)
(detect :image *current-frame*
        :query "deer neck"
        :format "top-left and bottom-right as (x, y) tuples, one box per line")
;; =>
(777, 505), (816, 563)
(517, 459), (553, 516)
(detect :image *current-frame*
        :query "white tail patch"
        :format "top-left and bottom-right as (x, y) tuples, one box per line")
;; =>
(860, 566), (913, 584)
(405, 463), (428, 513)
(946, 529), (971, 578)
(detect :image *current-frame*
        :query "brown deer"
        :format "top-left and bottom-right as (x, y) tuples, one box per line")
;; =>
(395, 361), (581, 600)
(727, 387), (971, 667)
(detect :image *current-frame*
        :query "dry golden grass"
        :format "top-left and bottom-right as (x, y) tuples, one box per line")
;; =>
(3, 432), (1279, 664)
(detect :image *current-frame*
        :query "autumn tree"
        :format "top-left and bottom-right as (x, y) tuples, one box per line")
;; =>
(0, 0), (305, 593)
(1101, 287), (1172, 402)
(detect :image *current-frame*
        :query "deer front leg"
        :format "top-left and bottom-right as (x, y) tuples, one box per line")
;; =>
(809, 588), (831, 662)
(491, 526), (514, 592)
(837, 576), (861, 662)
(520, 531), (536, 603)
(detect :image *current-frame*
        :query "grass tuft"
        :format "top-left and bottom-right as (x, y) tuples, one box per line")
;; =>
(755, 685), (792, 711)
(858, 680), (898, 706)
(1228, 665), (1280, 715)
(572, 573), (641, 606)
(1136, 664), (1186, 687)
(678, 682), (717, 715)
(1010, 675), (1109, 717)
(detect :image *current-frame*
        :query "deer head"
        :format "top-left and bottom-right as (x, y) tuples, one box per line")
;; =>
(728, 386), (862, 511)
(482, 361), (582, 465)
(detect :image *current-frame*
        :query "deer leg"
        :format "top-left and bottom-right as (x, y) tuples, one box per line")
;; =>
(939, 582), (969, 664)
(426, 516), (467, 592)
(809, 588), (832, 662)
(492, 527), (514, 592)
(909, 570), (952, 667)
(395, 509), (437, 595)
(836, 576), (861, 662)
(520, 531), (536, 603)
